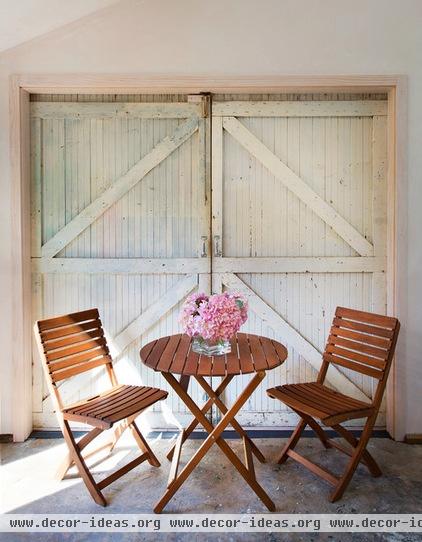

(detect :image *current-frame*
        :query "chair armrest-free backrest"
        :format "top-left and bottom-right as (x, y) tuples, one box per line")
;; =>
(319, 306), (400, 406)
(35, 309), (115, 403)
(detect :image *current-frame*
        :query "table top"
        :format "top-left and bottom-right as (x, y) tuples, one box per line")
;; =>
(140, 333), (287, 376)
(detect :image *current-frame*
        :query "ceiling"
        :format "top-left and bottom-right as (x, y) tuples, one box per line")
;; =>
(0, 0), (121, 53)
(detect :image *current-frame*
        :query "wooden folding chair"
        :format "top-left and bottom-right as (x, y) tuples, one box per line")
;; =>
(267, 306), (400, 502)
(34, 308), (168, 506)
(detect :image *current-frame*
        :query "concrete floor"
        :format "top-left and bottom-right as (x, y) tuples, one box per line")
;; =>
(1, 434), (421, 542)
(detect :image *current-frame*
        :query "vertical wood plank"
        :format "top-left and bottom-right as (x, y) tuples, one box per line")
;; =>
(372, 114), (388, 413)
(211, 115), (223, 252)
(372, 115), (388, 315)
(198, 99), (212, 292)
(30, 117), (43, 412)
(10, 85), (33, 441)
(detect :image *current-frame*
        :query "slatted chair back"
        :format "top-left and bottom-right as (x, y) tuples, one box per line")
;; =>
(319, 307), (400, 407)
(35, 309), (116, 409)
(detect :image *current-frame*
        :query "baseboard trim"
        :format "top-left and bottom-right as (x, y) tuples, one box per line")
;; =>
(29, 428), (390, 440)
(404, 433), (422, 444)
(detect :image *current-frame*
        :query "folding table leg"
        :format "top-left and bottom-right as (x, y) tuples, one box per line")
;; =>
(156, 371), (274, 513)
(196, 375), (266, 463)
(166, 376), (233, 460)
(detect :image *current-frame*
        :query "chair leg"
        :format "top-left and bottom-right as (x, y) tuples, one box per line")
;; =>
(56, 427), (106, 480)
(277, 418), (307, 464)
(56, 452), (73, 481)
(61, 420), (107, 506)
(293, 409), (331, 450)
(109, 415), (136, 452)
(109, 413), (161, 468)
(331, 423), (382, 477)
(130, 421), (161, 467)
(330, 415), (377, 502)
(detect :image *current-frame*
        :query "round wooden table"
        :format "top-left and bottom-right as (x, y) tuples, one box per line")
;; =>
(140, 332), (288, 513)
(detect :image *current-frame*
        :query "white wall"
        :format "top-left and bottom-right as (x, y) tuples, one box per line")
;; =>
(1, 0), (421, 437)
(0, 0), (120, 53)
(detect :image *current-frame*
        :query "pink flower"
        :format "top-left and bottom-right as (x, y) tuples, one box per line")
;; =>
(179, 291), (248, 342)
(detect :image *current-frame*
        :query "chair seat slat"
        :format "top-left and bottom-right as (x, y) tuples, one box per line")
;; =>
(102, 388), (160, 419)
(72, 386), (142, 416)
(290, 385), (351, 413)
(284, 385), (333, 414)
(267, 383), (374, 423)
(63, 385), (126, 412)
(267, 386), (328, 419)
(296, 383), (369, 410)
(107, 390), (167, 423)
(87, 387), (154, 418)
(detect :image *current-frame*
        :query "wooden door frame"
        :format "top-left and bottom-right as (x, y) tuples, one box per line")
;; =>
(10, 74), (406, 442)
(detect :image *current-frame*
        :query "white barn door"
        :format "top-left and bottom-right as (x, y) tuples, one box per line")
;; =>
(31, 95), (210, 429)
(211, 95), (388, 427)
(31, 93), (389, 431)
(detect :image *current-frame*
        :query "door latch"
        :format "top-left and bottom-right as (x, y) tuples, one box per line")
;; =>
(213, 235), (222, 257)
(200, 236), (208, 258)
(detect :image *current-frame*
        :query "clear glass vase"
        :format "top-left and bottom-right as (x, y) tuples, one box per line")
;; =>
(192, 337), (231, 356)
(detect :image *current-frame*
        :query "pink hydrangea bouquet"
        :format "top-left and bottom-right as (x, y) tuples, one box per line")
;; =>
(179, 292), (248, 356)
